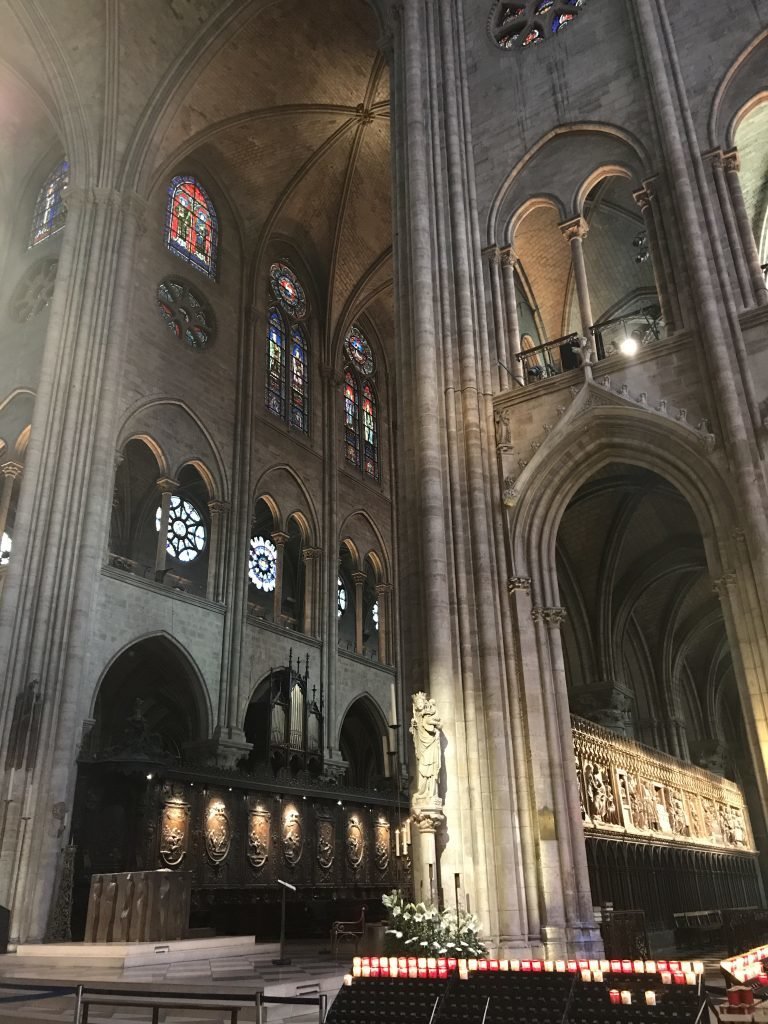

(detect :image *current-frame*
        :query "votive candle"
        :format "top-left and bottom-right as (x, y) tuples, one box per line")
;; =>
(581, 969), (591, 982)
(660, 971), (672, 985)
(621, 990), (632, 1005)
(645, 991), (656, 1005)
(593, 970), (604, 983)
(344, 975), (353, 987)
(609, 990), (621, 1005)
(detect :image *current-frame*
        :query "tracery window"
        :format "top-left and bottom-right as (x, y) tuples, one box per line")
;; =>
(489, 0), (584, 48)
(266, 262), (310, 433)
(29, 159), (69, 247)
(337, 576), (347, 617)
(165, 176), (218, 277)
(372, 601), (379, 630)
(0, 532), (11, 567)
(250, 536), (278, 591)
(155, 496), (206, 562)
(343, 325), (378, 479)
(157, 278), (214, 349)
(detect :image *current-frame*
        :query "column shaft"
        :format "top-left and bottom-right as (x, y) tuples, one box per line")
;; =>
(0, 464), (22, 541)
(500, 249), (524, 385)
(271, 531), (289, 625)
(724, 154), (768, 307)
(154, 481), (177, 579)
(710, 155), (754, 308)
(561, 219), (596, 359)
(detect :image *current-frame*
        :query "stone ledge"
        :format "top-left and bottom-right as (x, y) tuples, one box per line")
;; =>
(100, 565), (225, 613)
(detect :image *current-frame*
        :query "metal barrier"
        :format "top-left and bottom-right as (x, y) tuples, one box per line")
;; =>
(0, 975), (330, 1023)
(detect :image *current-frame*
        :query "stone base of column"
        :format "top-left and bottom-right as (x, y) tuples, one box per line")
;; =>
(188, 728), (253, 769)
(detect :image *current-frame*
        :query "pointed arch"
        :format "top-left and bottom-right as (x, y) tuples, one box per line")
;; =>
(165, 174), (218, 277)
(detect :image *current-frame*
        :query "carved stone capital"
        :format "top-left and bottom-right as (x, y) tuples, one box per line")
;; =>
(271, 531), (290, 548)
(351, 570), (368, 587)
(500, 245), (518, 268)
(508, 576), (532, 596)
(633, 187), (651, 213)
(532, 606), (567, 626)
(208, 500), (229, 516)
(1, 461), (24, 480)
(560, 217), (588, 243)
(156, 477), (179, 495)
(302, 546), (323, 562)
(411, 805), (445, 835)
(712, 571), (736, 595)
(375, 582), (394, 596)
(723, 149), (741, 174)
(484, 245), (501, 267)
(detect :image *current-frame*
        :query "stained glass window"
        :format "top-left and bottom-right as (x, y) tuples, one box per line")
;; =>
(157, 278), (214, 349)
(249, 536), (277, 591)
(29, 159), (69, 247)
(490, 0), (584, 48)
(270, 263), (307, 320)
(0, 532), (11, 567)
(343, 325), (379, 479)
(267, 309), (286, 418)
(338, 576), (347, 617)
(265, 263), (310, 433)
(372, 601), (379, 630)
(155, 496), (206, 562)
(165, 176), (218, 277)
(344, 370), (360, 469)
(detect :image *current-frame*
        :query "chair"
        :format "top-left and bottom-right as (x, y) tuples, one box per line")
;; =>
(330, 907), (366, 958)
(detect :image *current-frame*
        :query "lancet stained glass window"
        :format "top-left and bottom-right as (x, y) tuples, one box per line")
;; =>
(489, 0), (584, 48)
(155, 496), (206, 562)
(166, 176), (218, 277)
(265, 262), (310, 434)
(29, 159), (69, 247)
(343, 325), (379, 479)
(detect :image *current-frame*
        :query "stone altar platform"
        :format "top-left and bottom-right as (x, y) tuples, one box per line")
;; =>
(10, 934), (275, 970)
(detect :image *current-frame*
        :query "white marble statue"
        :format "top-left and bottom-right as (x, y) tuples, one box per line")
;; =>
(410, 692), (442, 803)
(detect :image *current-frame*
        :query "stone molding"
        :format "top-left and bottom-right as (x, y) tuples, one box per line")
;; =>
(559, 216), (589, 242)
(532, 606), (567, 626)
(507, 576), (532, 596)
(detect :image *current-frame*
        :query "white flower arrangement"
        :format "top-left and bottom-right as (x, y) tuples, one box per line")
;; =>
(382, 890), (488, 958)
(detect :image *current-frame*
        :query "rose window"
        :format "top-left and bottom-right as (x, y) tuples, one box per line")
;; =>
(155, 496), (206, 562)
(489, 0), (585, 48)
(344, 326), (375, 376)
(157, 278), (214, 350)
(337, 576), (347, 617)
(249, 536), (277, 591)
(270, 262), (307, 320)
(10, 258), (59, 322)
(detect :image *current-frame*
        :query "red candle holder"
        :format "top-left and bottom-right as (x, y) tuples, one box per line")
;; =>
(522, 961), (532, 972)
(673, 972), (685, 986)
(610, 961), (621, 973)
(533, 961), (543, 973)
(669, 962), (681, 972)
(609, 990), (621, 1005)
(428, 968), (437, 979)
(448, 959), (458, 970)
(438, 968), (448, 979)
(489, 961), (499, 971)
(657, 961), (669, 971)
(362, 957), (371, 968)
(478, 961), (489, 972)
(741, 989), (755, 1006)
(621, 961), (632, 973)
(567, 961), (578, 973)
(578, 960), (589, 970)
(370, 967), (380, 978)
(727, 989), (741, 1006)
(399, 958), (407, 971)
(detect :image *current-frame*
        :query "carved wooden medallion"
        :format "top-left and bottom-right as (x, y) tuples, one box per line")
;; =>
(346, 816), (364, 869)
(282, 808), (303, 866)
(247, 807), (270, 870)
(160, 802), (188, 867)
(316, 818), (335, 870)
(205, 799), (231, 865)
(374, 819), (390, 873)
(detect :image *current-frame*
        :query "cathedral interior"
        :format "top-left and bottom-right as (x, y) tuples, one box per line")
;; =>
(0, 0), (768, 965)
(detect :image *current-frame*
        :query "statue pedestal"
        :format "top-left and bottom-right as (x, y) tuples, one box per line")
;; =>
(411, 800), (445, 906)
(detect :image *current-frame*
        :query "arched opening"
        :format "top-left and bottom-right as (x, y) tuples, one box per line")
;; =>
(243, 657), (322, 777)
(339, 697), (387, 788)
(249, 497), (278, 620)
(559, 462), (762, 936)
(733, 98), (768, 266)
(280, 514), (306, 632)
(337, 541), (357, 652)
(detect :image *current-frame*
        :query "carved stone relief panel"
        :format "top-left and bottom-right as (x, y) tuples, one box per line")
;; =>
(247, 803), (270, 870)
(374, 818), (390, 873)
(316, 817), (335, 871)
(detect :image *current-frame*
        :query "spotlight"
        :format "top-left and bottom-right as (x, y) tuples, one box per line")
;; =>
(619, 336), (638, 357)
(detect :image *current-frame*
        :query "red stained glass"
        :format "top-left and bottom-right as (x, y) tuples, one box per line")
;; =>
(166, 176), (218, 277)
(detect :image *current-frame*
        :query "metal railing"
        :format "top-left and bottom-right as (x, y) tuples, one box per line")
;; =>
(515, 333), (582, 382)
(0, 978), (329, 1024)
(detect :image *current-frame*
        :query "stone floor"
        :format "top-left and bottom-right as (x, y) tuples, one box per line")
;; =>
(0, 941), (349, 1023)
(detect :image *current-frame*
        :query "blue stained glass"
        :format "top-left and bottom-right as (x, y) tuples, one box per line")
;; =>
(29, 159), (69, 247)
(266, 308), (286, 418)
(552, 12), (575, 31)
(289, 325), (309, 433)
(535, 0), (553, 12)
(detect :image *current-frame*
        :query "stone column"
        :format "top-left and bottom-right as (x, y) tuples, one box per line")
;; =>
(633, 185), (677, 330)
(412, 806), (446, 906)
(301, 547), (322, 637)
(709, 152), (754, 309)
(500, 247), (524, 385)
(153, 478), (178, 580)
(376, 582), (394, 665)
(560, 218), (595, 358)
(485, 246), (508, 391)
(722, 150), (768, 307)
(351, 570), (367, 655)
(0, 462), (23, 542)
(271, 531), (289, 625)
(206, 500), (229, 603)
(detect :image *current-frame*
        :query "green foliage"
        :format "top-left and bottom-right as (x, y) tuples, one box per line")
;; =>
(382, 889), (488, 958)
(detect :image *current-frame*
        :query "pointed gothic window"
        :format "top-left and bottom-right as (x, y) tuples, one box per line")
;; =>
(29, 159), (69, 247)
(165, 176), (218, 277)
(489, 0), (584, 48)
(266, 262), (310, 434)
(343, 325), (379, 480)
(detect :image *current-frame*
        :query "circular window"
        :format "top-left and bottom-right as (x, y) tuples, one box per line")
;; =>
(157, 278), (214, 350)
(249, 536), (277, 591)
(269, 262), (307, 320)
(155, 496), (207, 562)
(489, 0), (584, 48)
(0, 532), (11, 567)
(344, 325), (375, 376)
(337, 576), (347, 618)
(10, 258), (59, 322)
